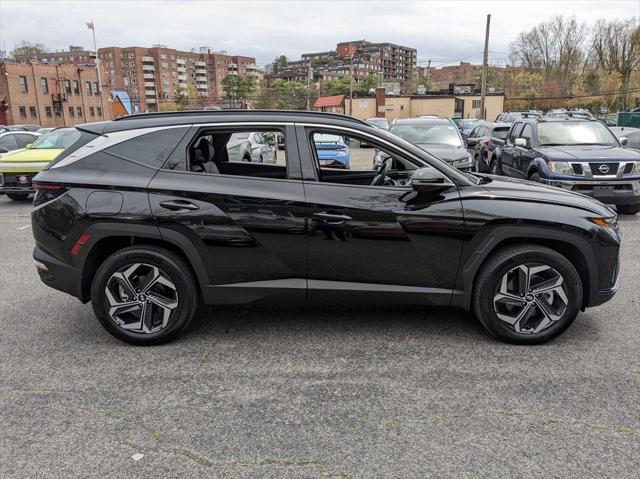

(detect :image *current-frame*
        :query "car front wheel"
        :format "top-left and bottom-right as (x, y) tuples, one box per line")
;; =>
(90, 246), (198, 345)
(473, 244), (583, 344)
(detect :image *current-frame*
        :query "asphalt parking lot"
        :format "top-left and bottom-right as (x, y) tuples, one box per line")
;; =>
(1, 195), (639, 478)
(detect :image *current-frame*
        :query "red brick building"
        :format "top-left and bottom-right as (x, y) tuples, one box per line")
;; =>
(0, 61), (109, 127)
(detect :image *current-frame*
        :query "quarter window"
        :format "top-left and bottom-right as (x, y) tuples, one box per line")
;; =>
(104, 127), (191, 169)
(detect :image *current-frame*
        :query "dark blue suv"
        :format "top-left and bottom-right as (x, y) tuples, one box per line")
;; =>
(499, 117), (640, 214)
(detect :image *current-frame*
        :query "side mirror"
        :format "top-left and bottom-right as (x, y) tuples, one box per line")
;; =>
(466, 138), (477, 147)
(411, 167), (447, 191)
(0, 147), (8, 154)
(619, 137), (628, 146)
(514, 138), (528, 148)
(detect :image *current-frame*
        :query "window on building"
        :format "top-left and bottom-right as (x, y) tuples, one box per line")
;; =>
(29, 106), (37, 118)
(64, 80), (72, 94)
(41, 77), (49, 94)
(54, 105), (62, 117)
(45, 106), (52, 118)
(19, 106), (27, 119)
(73, 80), (79, 94)
(19, 76), (28, 93)
(93, 82), (100, 95)
(77, 107), (83, 117)
(69, 106), (75, 117)
(472, 99), (481, 109)
(97, 107), (102, 117)
(85, 81), (92, 95)
(89, 107), (95, 116)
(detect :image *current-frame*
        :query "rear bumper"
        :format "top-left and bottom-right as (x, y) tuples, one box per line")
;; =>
(540, 178), (640, 205)
(33, 245), (84, 301)
(0, 172), (36, 193)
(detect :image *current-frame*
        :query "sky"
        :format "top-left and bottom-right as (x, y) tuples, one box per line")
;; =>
(0, 0), (637, 68)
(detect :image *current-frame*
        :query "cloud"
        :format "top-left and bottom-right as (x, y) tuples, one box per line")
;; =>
(0, 0), (636, 67)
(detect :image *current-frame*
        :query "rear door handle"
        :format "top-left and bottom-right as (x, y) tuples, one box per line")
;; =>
(159, 200), (200, 211)
(313, 212), (352, 224)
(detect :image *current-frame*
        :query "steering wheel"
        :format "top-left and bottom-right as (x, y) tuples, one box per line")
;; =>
(371, 157), (393, 186)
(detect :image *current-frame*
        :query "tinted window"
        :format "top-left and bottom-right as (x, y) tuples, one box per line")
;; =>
(0, 135), (18, 150)
(105, 127), (190, 169)
(15, 133), (38, 148)
(492, 127), (510, 140)
(469, 126), (480, 138)
(520, 124), (533, 145)
(508, 123), (523, 144)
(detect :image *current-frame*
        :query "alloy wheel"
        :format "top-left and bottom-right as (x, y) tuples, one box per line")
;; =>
(105, 263), (179, 334)
(493, 263), (568, 334)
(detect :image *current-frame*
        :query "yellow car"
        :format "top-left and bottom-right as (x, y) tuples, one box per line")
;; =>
(0, 128), (80, 200)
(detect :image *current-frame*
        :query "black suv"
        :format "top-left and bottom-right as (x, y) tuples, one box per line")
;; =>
(498, 116), (640, 214)
(32, 111), (621, 346)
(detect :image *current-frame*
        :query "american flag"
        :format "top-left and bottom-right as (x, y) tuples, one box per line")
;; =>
(86, 22), (94, 30)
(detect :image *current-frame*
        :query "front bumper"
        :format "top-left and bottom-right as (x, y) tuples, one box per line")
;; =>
(541, 178), (640, 205)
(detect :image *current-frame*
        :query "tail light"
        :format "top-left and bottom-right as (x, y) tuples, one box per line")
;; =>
(33, 182), (67, 206)
(70, 232), (90, 256)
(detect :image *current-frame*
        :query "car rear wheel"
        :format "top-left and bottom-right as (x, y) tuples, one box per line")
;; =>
(617, 204), (640, 215)
(473, 244), (583, 345)
(528, 172), (541, 183)
(90, 246), (198, 345)
(7, 193), (30, 201)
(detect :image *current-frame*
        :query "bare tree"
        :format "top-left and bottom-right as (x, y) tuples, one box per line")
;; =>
(590, 18), (640, 109)
(10, 41), (48, 60)
(509, 15), (587, 95)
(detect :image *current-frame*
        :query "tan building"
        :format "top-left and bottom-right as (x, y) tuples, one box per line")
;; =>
(98, 45), (260, 112)
(0, 61), (109, 127)
(345, 93), (504, 123)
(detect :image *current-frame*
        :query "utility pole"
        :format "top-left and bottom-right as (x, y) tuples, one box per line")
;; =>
(479, 13), (491, 120)
(426, 58), (431, 91)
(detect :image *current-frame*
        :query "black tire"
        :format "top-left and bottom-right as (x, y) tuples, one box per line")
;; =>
(528, 171), (541, 183)
(7, 193), (30, 201)
(473, 244), (583, 345)
(617, 204), (640, 215)
(90, 246), (198, 345)
(490, 158), (502, 175)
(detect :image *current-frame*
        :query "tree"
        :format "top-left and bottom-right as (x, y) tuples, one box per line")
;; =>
(221, 75), (258, 107)
(509, 15), (587, 95)
(270, 80), (308, 109)
(590, 18), (640, 109)
(10, 41), (48, 60)
(271, 55), (289, 74)
(175, 84), (195, 110)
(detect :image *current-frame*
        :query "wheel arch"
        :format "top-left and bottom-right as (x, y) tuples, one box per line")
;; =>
(77, 224), (208, 302)
(455, 226), (597, 311)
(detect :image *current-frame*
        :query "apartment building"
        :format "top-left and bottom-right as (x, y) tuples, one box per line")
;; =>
(0, 61), (108, 127)
(98, 45), (260, 112)
(417, 62), (482, 90)
(28, 45), (97, 66)
(269, 40), (416, 92)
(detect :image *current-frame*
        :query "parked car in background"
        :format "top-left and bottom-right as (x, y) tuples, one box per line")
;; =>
(36, 127), (55, 136)
(610, 127), (640, 151)
(546, 108), (594, 120)
(5, 124), (42, 132)
(495, 111), (543, 123)
(598, 117), (617, 127)
(465, 122), (511, 173)
(30, 110), (622, 346)
(457, 119), (481, 138)
(365, 117), (390, 130)
(227, 131), (277, 163)
(387, 117), (473, 171)
(313, 133), (350, 168)
(0, 130), (41, 155)
(0, 128), (79, 200)
(499, 116), (640, 214)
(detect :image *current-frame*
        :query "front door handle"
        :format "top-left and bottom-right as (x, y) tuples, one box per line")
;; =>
(159, 200), (200, 211)
(313, 212), (352, 224)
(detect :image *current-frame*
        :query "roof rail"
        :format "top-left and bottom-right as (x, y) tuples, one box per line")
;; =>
(112, 109), (369, 125)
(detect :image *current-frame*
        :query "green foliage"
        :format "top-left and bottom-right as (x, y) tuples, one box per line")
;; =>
(270, 80), (308, 110)
(221, 75), (258, 106)
(271, 55), (289, 74)
(175, 84), (195, 110)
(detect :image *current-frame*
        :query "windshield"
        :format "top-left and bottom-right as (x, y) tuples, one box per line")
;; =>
(30, 130), (81, 149)
(390, 123), (463, 147)
(537, 121), (618, 146)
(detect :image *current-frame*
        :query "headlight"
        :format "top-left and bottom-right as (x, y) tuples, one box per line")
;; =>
(453, 155), (473, 166)
(547, 161), (573, 175)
